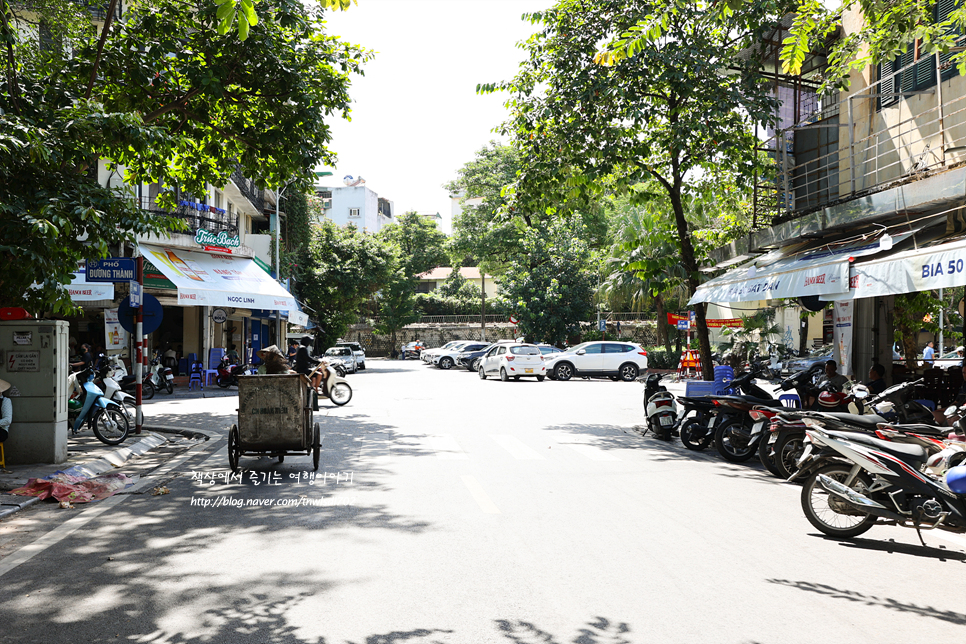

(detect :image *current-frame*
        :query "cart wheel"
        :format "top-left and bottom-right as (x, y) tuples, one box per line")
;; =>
(277, 455), (285, 464)
(228, 424), (240, 473)
(312, 422), (321, 471)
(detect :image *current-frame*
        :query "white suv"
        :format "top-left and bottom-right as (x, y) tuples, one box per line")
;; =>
(544, 341), (648, 382)
(478, 343), (546, 381)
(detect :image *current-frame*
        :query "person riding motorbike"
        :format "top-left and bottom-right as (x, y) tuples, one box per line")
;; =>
(295, 336), (325, 393)
(807, 360), (850, 408)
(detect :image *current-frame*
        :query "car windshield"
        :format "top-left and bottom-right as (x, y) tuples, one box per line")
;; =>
(566, 343), (590, 353)
(325, 348), (349, 356)
(510, 346), (540, 355)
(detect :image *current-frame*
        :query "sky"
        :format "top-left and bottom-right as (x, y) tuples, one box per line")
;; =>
(316, 0), (552, 234)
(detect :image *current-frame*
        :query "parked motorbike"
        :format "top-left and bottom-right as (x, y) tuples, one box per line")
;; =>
(148, 352), (174, 394)
(308, 362), (352, 406)
(108, 354), (157, 400)
(677, 395), (721, 451)
(798, 421), (966, 545)
(709, 362), (784, 462)
(643, 373), (679, 440)
(67, 368), (130, 445)
(215, 357), (249, 388)
(95, 365), (136, 423)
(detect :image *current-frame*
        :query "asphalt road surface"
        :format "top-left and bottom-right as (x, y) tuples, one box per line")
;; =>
(0, 359), (964, 643)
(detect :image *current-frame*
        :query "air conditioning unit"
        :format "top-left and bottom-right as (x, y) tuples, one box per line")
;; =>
(322, 199), (332, 209)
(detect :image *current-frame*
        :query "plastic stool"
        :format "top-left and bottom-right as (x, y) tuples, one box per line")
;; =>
(0, 443), (5, 470)
(779, 393), (801, 408)
(188, 362), (204, 391)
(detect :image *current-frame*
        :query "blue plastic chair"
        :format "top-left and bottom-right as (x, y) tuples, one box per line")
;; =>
(205, 348), (224, 386)
(177, 358), (188, 377)
(779, 393), (801, 408)
(188, 361), (204, 391)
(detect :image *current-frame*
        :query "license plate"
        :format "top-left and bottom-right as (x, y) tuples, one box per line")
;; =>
(525, 369), (533, 373)
(768, 433), (778, 444)
(660, 415), (673, 426)
(750, 421), (764, 437)
(166, 375), (174, 380)
(707, 416), (716, 428)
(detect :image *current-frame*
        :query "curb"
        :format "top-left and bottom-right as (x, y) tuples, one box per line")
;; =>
(142, 425), (221, 440)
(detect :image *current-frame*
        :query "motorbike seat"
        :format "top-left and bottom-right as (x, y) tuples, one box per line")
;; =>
(818, 413), (886, 429)
(880, 423), (946, 437)
(823, 429), (927, 466)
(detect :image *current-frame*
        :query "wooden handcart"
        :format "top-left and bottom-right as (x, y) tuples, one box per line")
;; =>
(229, 373), (321, 473)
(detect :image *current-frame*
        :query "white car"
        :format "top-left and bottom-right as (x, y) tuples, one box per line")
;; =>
(544, 341), (648, 382)
(422, 341), (472, 364)
(324, 347), (358, 374)
(434, 341), (489, 370)
(478, 343), (546, 381)
(335, 341), (366, 370)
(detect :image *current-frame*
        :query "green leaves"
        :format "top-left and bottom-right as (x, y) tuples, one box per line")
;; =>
(215, 0), (259, 40)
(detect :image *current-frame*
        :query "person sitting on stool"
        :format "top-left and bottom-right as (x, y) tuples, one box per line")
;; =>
(0, 378), (15, 445)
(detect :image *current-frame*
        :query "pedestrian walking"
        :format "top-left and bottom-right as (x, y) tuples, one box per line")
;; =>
(924, 341), (936, 365)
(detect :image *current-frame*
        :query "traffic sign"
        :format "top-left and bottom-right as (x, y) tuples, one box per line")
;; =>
(86, 258), (137, 282)
(129, 281), (142, 308)
(598, 318), (606, 332)
(509, 314), (519, 325)
(677, 320), (691, 330)
(118, 294), (163, 335)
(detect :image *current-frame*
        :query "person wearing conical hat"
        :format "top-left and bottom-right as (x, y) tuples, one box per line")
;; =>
(0, 379), (14, 443)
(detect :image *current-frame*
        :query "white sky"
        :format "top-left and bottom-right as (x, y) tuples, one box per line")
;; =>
(316, 0), (552, 234)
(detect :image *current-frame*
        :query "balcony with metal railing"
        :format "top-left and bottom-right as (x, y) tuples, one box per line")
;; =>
(230, 167), (265, 214)
(139, 196), (239, 237)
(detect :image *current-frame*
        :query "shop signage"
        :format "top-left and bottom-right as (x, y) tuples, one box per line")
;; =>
(211, 308), (228, 324)
(195, 229), (240, 253)
(13, 332), (31, 345)
(7, 351), (40, 372)
(86, 258), (136, 282)
(667, 313), (743, 328)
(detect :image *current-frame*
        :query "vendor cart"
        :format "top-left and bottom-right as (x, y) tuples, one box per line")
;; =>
(229, 374), (321, 473)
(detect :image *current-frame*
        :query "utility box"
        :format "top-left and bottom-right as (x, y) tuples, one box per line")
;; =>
(0, 320), (69, 464)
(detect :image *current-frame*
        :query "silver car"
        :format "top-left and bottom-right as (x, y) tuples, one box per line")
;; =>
(324, 347), (358, 374)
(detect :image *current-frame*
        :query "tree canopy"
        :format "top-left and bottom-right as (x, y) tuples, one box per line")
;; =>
(0, 0), (369, 313)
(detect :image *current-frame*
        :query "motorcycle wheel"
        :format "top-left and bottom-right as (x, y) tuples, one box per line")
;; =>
(758, 434), (784, 477)
(119, 399), (136, 425)
(217, 376), (231, 389)
(165, 380), (174, 394)
(715, 420), (757, 462)
(330, 382), (352, 406)
(142, 381), (155, 401)
(774, 432), (807, 480)
(680, 418), (714, 451)
(801, 464), (876, 538)
(334, 365), (347, 378)
(92, 408), (130, 445)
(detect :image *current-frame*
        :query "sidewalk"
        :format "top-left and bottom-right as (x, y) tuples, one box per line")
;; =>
(0, 425), (213, 520)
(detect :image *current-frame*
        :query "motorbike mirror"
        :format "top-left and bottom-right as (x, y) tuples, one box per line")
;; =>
(851, 385), (870, 399)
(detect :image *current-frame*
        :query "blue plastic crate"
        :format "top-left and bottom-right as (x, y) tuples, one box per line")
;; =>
(685, 380), (715, 398)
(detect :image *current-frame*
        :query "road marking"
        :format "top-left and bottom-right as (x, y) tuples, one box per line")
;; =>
(564, 443), (621, 461)
(490, 434), (544, 460)
(0, 438), (213, 579)
(427, 435), (468, 460)
(460, 475), (500, 514)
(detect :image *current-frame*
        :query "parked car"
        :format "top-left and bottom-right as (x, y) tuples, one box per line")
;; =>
(335, 341), (366, 371)
(544, 341), (648, 382)
(421, 340), (471, 364)
(401, 341), (427, 360)
(783, 347), (833, 375)
(478, 343), (546, 381)
(435, 342), (489, 370)
(324, 347), (358, 374)
(458, 344), (495, 371)
(535, 344), (563, 357)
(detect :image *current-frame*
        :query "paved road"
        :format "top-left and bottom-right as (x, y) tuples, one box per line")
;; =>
(0, 360), (964, 643)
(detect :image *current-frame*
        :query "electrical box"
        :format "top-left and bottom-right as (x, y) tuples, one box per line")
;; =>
(0, 320), (69, 464)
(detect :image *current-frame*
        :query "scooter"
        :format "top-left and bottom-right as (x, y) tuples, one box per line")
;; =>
(67, 368), (130, 445)
(96, 365), (136, 424)
(308, 361), (352, 406)
(110, 354), (157, 400)
(215, 356), (248, 388)
(147, 352), (174, 394)
(643, 373), (679, 440)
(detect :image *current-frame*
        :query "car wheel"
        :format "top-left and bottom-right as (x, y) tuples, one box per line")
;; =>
(500, 368), (509, 382)
(478, 366), (487, 380)
(554, 363), (574, 381)
(439, 357), (454, 370)
(537, 375), (545, 382)
(619, 363), (639, 382)
(513, 376), (520, 381)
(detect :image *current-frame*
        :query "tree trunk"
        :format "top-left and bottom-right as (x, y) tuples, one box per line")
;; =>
(667, 181), (714, 380)
(655, 295), (672, 353)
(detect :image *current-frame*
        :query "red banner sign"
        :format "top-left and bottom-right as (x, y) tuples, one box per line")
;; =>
(667, 313), (743, 328)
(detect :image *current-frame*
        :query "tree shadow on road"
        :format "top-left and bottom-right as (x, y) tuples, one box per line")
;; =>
(767, 578), (966, 625)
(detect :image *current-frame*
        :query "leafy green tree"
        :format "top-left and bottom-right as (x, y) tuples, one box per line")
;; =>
(484, 0), (780, 378)
(294, 222), (393, 349)
(374, 266), (420, 351)
(497, 219), (596, 345)
(0, 0), (369, 313)
(376, 211), (449, 278)
(416, 268), (492, 316)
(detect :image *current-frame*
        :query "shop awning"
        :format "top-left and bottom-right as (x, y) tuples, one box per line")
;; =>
(688, 232), (913, 305)
(138, 244), (296, 311)
(824, 234), (966, 301)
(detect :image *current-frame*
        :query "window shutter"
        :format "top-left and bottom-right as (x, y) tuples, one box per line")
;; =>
(879, 59), (898, 108)
(916, 53), (937, 88)
(938, 0), (961, 81)
(899, 46), (916, 92)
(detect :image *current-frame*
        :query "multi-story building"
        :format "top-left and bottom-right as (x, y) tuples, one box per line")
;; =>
(694, 8), (966, 379)
(313, 179), (394, 232)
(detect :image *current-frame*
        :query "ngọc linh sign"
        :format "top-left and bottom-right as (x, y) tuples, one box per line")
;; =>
(86, 258), (136, 282)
